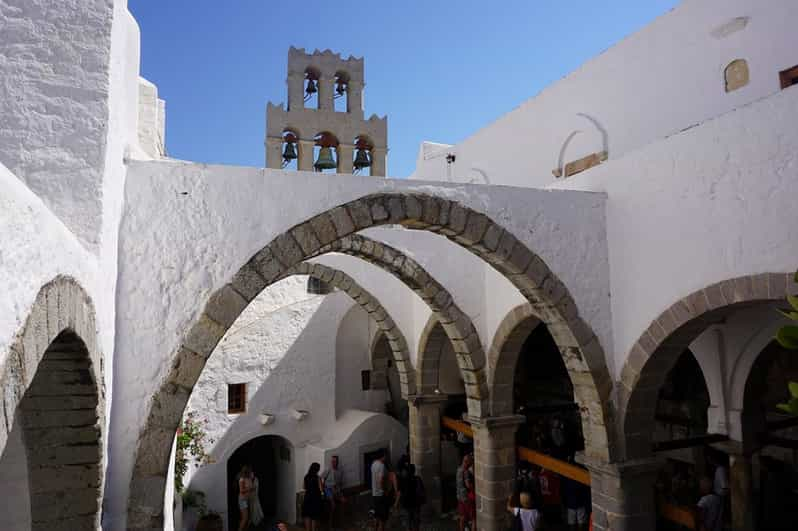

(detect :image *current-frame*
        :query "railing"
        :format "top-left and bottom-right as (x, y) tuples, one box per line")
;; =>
(441, 416), (696, 529)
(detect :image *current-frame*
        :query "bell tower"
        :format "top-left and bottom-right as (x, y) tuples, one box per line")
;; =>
(266, 47), (388, 176)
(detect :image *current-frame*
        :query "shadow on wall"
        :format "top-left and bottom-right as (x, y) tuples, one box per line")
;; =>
(185, 293), (373, 524)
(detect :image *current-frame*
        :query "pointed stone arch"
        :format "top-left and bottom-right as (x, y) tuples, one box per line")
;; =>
(620, 273), (795, 460)
(417, 315), (451, 395)
(127, 192), (612, 529)
(0, 277), (103, 531)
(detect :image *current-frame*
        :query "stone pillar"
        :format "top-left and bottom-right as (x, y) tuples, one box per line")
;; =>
(347, 80), (364, 118)
(371, 147), (387, 177)
(337, 143), (354, 174)
(469, 415), (525, 531)
(298, 140), (315, 172)
(584, 458), (661, 531)
(287, 73), (304, 111)
(409, 394), (447, 515)
(266, 137), (283, 169)
(729, 451), (754, 531)
(318, 76), (334, 111)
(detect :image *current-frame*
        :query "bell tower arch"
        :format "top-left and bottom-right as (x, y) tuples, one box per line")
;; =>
(266, 47), (388, 176)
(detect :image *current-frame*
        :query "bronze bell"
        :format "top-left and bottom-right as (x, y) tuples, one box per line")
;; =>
(282, 141), (297, 161)
(353, 148), (371, 169)
(335, 80), (347, 96)
(314, 146), (337, 170)
(305, 78), (317, 95)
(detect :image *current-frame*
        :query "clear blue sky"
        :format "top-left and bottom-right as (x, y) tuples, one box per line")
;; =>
(129, 0), (678, 177)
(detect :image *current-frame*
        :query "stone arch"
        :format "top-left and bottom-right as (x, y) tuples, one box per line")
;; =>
(0, 276), (103, 531)
(621, 272), (795, 460)
(285, 261), (416, 396)
(369, 332), (392, 391)
(128, 192), (612, 529)
(317, 234), (487, 401)
(487, 303), (541, 416)
(417, 315), (450, 394)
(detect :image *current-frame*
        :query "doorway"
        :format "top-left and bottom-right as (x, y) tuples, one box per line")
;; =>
(228, 435), (294, 529)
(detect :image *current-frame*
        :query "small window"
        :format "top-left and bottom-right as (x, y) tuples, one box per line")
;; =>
(228, 383), (247, 414)
(307, 277), (332, 294)
(724, 59), (749, 92)
(780, 64), (798, 89)
(361, 370), (371, 391)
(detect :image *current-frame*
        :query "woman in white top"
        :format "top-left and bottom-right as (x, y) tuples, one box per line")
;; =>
(506, 492), (542, 531)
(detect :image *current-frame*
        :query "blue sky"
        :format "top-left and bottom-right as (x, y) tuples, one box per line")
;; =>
(129, 0), (678, 177)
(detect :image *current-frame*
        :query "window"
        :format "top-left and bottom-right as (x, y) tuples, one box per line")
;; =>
(361, 370), (371, 391)
(228, 383), (247, 414)
(780, 64), (798, 89)
(724, 59), (749, 92)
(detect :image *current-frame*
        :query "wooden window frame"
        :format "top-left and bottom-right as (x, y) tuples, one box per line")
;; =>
(780, 64), (798, 89)
(228, 383), (247, 414)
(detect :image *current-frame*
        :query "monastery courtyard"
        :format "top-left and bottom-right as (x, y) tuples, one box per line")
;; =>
(2, 1), (798, 530)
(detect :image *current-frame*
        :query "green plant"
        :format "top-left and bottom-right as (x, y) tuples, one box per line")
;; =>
(776, 271), (798, 414)
(182, 489), (208, 516)
(174, 412), (212, 493)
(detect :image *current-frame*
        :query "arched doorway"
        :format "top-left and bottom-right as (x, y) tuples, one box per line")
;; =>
(227, 435), (295, 529)
(742, 340), (798, 530)
(0, 329), (102, 530)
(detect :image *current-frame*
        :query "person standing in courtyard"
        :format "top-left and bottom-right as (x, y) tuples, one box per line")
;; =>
(322, 455), (345, 530)
(238, 465), (254, 531)
(400, 463), (426, 531)
(371, 450), (389, 531)
(507, 492), (542, 531)
(456, 453), (475, 531)
(302, 462), (324, 531)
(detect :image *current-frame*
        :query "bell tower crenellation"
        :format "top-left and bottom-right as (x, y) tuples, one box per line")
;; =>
(266, 47), (387, 176)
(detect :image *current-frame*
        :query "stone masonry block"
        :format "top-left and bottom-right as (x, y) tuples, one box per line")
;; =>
(205, 284), (248, 328)
(347, 199), (373, 229)
(329, 206), (356, 236)
(309, 213), (338, 245)
(291, 223), (322, 255)
(183, 314), (226, 358)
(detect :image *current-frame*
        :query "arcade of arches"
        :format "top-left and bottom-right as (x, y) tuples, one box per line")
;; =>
(120, 193), (798, 531)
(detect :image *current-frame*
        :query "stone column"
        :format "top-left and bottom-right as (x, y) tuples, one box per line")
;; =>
(318, 76), (334, 111)
(337, 143), (354, 174)
(347, 80), (364, 118)
(371, 147), (387, 177)
(266, 137), (283, 169)
(287, 72), (304, 111)
(584, 458), (661, 531)
(298, 140), (315, 172)
(469, 414), (525, 531)
(409, 394), (447, 515)
(729, 451), (754, 531)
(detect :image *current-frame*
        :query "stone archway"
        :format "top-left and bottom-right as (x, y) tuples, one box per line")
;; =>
(417, 315), (451, 395)
(487, 303), (541, 416)
(318, 234), (487, 400)
(621, 273), (795, 460)
(128, 193), (612, 529)
(0, 277), (102, 531)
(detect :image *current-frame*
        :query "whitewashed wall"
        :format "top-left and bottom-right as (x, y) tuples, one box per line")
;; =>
(411, 0), (798, 190)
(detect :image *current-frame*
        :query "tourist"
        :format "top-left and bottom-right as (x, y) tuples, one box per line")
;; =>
(274, 521), (289, 531)
(562, 475), (590, 531)
(238, 465), (254, 531)
(400, 464), (426, 531)
(456, 453), (473, 531)
(322, 455), (345, 530)
(695, 476), (723, 531)
(371, 450), (389, 531)
(506, 492), (542, 531)
(249, 469), (265, 528)
(302, 462), (324, 531)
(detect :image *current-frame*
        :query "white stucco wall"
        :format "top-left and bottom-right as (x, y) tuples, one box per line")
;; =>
(411, 0), (798, 190)
(550, 86), (798, 378)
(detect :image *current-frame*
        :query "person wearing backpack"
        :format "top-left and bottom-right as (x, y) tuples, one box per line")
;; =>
(507, 492), (542, 531)
(400, 464), (426, 531)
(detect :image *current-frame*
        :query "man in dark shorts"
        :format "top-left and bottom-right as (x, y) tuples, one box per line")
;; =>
(371, 450), (389, 531)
